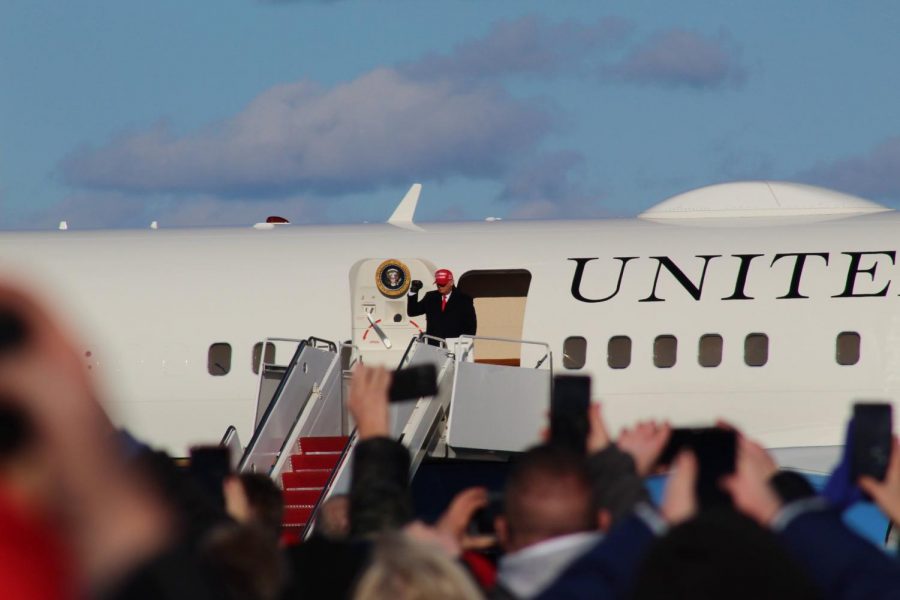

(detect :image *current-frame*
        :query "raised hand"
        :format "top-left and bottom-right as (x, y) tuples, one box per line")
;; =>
(661, 450), (698, 525)
(586, 403), (611, 454)
(405, 487), (495, 557)
(0, 285), (171, 588)
(435, 486), (496, 552)
(347, 365), (391, 440)
(722, 436), (782, 526)
(859, 436), (900, 524)
(617, 420), (671, 476)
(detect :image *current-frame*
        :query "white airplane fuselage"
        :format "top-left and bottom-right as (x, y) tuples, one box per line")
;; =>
(3, 183), (899, 460)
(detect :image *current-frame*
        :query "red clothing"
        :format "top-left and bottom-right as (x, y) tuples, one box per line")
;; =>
(0, 486), (78, 600)
(462, 550), (497, 590)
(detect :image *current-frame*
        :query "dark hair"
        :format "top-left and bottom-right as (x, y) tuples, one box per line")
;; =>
(131, 449), (231, 546)
(202, 523), (284, 600)
(633, 509), (821, 600)
(239, 473), (284, 540)
(503, 444), (594, 546)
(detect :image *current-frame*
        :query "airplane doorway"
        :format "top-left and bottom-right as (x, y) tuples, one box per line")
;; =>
(457, 269), (531, 367)
(349, 257), (437, 367)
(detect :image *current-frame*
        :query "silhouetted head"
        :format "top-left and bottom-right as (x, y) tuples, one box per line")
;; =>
(202, 523), (284, 600)
(354, 533), (483, 600)
(497, 444), (593, 552)
(633, 509), (821, 600)
(315, 495), (350, 541)
(224, 473), (284, 543)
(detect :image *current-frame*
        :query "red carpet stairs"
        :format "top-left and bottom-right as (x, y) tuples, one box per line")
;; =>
(280, 435), (349, 544)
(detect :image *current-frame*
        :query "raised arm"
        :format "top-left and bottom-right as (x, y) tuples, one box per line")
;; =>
(347, 365), (413, 537)
(407, 280), (426, 317)
(0, 286), (175, 594)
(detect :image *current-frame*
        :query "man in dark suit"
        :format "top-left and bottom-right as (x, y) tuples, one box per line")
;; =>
(407, 268), (477, 343)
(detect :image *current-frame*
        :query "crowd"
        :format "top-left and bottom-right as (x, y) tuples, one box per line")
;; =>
(3, 286), (900, 599)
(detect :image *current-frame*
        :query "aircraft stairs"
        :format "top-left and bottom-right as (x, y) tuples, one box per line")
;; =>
(231, 334), (553, 544)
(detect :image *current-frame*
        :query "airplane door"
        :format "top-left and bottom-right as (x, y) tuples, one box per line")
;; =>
(349, 258), (437, 367)
(456, 269), (532, 367)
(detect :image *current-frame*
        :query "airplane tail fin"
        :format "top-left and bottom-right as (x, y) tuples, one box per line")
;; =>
(387, 184), (421, 227)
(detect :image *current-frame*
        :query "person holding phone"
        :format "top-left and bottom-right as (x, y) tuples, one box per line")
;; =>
(859, 436), (900, 523)
(407, 269), (477, 344)
(720, 430), (900, 598)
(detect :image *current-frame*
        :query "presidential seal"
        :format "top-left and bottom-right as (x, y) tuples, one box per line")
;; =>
(375, 259), (411, 297)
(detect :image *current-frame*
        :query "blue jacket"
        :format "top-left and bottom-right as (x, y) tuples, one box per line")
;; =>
(535, 513), (657, 600)
(778, 505), (900, 600)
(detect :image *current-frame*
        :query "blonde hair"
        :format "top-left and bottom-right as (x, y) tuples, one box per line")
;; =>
(353, 533), (484, 600)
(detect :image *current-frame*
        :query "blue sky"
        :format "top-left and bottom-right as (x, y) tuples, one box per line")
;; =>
(2, 1), (900, 229)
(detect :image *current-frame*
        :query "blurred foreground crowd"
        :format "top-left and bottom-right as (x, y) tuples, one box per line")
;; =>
(4, 288), (900, 599)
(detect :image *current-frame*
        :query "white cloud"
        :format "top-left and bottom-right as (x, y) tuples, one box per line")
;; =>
(31, 190), (325, 229)
(55, 17), (750, 226)
(607, 29), (746, 89)
(61, 68), (551, 198)
(403, 15), (632, 82)
(799, 136), (900, 201)
(500, 151), (607, 219)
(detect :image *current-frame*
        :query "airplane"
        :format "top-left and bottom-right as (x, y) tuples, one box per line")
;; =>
(1, 180), (897, 474)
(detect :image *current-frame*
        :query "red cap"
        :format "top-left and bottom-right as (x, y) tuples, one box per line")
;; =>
(434, 268), (453, 286)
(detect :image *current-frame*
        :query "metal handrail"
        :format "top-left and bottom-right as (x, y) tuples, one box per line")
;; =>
(254, 337), (306, 403)
(417, 333), (448, 348)
(301, 428), (357, 540)
(397, 334), (448, 371)
(397, 337), (419, 370)
(453, 334), (553, 371)
(340, 341), (362, 371)
(239, 340), (308, 472)
(302, 340), (361, 538)
(307, 336), (338, 352)
(303, 336), (451, 539)
(220, 425), (242, 470)
(219, 425), (238, 447)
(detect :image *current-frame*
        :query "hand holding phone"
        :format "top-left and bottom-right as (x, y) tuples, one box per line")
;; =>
(190, 445), (232, 509)
(852, 403), (893, 481)
(657, 427), (736, 509)
(550, 375), (591, 454)
(389, 363), (438, 402)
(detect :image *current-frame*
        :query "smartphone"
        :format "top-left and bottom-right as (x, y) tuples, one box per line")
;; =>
(693, 428), (736, 509)
(389, 363), (438, 402)
(656, 428), (696, 467)
(189, 445), (232, 509)
(468, 491), (504, 537)
(852, 403), (893, 481)
(658, 427), (737, 509)
(550, 375), (591, 454)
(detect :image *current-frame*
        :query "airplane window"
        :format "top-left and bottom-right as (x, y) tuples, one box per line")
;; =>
(744, 334), (768, 367)
(208, 343), (232, 376)
(252, 342), (276, 374)
(563, 336), (587, 369)
(608, 336), (631, 369)
(699, 334), (723, 367)
(654, 335), (677, 368)
(836, 332), (860, 366)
